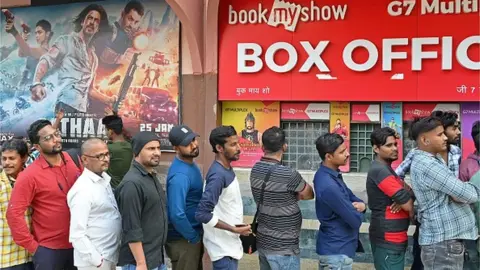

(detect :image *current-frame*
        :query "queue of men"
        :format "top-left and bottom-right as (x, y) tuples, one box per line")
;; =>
(0, 111), (479, 270)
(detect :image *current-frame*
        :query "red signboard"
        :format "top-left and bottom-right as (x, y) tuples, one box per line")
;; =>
(218, 0), (479, 101)
(281, 102), (330, 120)
(403, 103), (460, 121)
(352, 104), (380, 122)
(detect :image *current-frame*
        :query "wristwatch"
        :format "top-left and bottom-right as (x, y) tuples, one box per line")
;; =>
(30, 82), (45, 91)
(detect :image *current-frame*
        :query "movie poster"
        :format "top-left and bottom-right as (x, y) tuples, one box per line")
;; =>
(461, 103), (480, 160)
(382, 102), (403, 169)
(221, 101), (280, 168)
(0, 0), (180, 150)
(330, 102), (350, 172)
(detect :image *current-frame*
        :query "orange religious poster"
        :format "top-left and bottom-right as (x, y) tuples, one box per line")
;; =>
(330, 102), (351, 172)
(222, 101), (280, 168)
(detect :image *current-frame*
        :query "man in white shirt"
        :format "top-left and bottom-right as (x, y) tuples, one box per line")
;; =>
(67, 138), (122, 270)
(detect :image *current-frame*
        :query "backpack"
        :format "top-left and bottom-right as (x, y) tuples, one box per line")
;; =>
(65, 148), (83, 171)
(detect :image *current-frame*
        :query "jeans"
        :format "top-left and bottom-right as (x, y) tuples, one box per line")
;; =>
(463, 239), (480, 270)
(258, 250), (300, 270)
(421, 239), (464, 270)
(211, 257), (238, 270)
(122, 264), (167, 270)
(318, 255), (353, 270)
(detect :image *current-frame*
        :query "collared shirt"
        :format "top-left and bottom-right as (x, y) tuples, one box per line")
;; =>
(6, 152), (81, 254)
(410, 149), (479, 245)
(115, 161), (168, 270)
(0, 170), (32, 268)
(313, 165), (364, 258)
(396, 145), (461, 179)
(67, 168), (122, 267)
(41, 33), (98, 113)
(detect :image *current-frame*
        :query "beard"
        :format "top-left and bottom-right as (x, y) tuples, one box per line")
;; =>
(181, 149), (199, 159)
(43, 144), (63, 155)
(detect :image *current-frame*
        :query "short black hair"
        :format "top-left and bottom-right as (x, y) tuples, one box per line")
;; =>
(262, 126), (285, 153)
(102, 115), (123, 135)
(73, 4), (111, 34)
(315, 133), (344, 160)
(1, 138), (28, 158)
(124, 0), (145, 16)
(472, 120), (480, 151)
(370, 127), (397, 147)
(209, 126), (237, 153)
(431, 111), (459, 129)
(409, 116), (443, 141)
(36, 19), (51, 33)
(28, 119), (52, 144)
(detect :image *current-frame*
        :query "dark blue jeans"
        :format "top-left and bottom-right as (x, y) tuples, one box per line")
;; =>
(212, 257), (238, 270)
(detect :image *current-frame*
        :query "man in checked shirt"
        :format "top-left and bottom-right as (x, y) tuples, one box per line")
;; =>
(396, 110), (462, 270)
(0, 139), (32, 270)
(409, 116), (480, 270)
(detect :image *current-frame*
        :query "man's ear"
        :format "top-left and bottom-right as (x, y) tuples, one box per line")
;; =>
(373, 145), (380, 155)
(215, 144), (224, 154)
(81, 155), (88, 165)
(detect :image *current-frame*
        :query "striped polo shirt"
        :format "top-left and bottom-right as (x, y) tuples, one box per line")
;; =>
(250, 157), (306, 255)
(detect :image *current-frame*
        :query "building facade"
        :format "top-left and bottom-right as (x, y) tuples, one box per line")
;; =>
(2, 0), (479, 268)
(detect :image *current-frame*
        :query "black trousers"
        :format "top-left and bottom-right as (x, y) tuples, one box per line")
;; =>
(411, 223), (424, 270)
(32, 246), (76, 270)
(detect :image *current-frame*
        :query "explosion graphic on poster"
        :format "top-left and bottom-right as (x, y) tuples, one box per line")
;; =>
(0, 0), (180, 150)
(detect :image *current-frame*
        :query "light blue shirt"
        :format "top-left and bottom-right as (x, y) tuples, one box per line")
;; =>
(40, 33), (98, 112)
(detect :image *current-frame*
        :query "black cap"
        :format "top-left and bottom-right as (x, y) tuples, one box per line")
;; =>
(132, 131), (161, 157)
(168, 125), (198, 147)
(102, 115), (123, 129)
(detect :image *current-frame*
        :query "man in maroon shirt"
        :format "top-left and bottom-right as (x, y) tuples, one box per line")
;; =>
(6, 119), (81, 270)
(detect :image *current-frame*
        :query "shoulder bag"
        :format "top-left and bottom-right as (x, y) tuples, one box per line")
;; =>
(240, 164), (276, 254)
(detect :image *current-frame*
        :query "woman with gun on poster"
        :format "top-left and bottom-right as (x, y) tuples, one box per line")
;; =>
(3, 9), (53, 88)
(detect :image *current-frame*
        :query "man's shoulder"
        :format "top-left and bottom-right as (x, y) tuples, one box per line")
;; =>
(450, 144), (461, 154)
(368, 161), (394, 178)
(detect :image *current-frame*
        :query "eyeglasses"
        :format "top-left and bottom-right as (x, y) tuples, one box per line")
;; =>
(41, 130), (62, 142)
(83, 152), (110, 161)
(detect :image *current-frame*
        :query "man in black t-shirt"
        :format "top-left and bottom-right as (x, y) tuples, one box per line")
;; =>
(367, 127), (414, 270)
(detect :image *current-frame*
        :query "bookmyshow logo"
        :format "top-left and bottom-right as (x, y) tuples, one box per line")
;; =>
(228, 0), (348, 32)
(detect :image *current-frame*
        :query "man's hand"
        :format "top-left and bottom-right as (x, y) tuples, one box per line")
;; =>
(5, 19), (17, 35)
(232, 224), (252, 236)
(21, 32), (29, 41)
(56, 109), (64, 121)
(352, 202), (366, 213)
(104, 106), (114, 116)
(119, 48), (135, 65)
(31, 85), (47, 101)
(390, 202), (402, 213)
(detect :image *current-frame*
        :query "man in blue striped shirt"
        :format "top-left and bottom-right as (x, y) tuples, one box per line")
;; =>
(409, 116), (480, 270)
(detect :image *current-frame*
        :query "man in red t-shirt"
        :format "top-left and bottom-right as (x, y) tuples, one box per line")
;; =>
(367, 127), (414, 270)
(7, 119), (81, 270)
